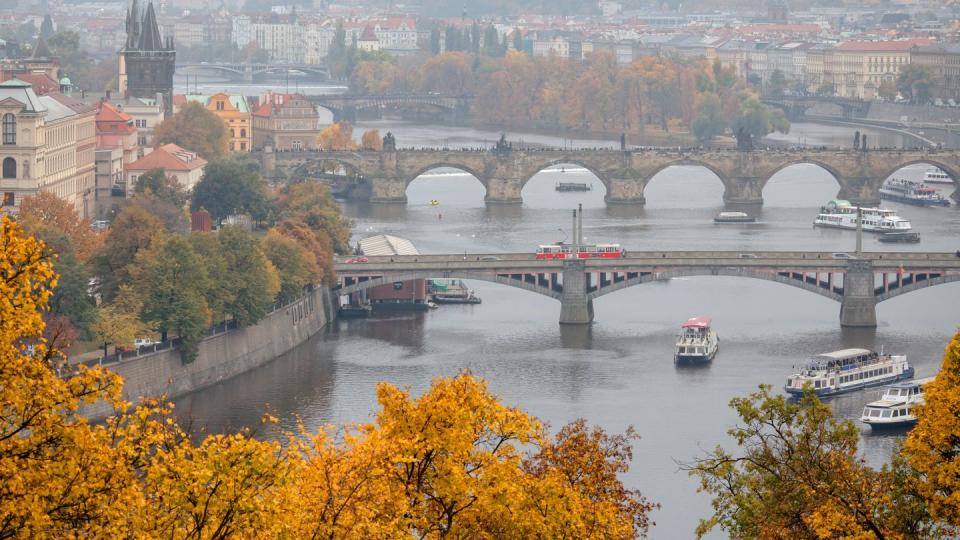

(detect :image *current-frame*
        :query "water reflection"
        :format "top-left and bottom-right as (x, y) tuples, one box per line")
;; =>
(559, 324), (593, 349)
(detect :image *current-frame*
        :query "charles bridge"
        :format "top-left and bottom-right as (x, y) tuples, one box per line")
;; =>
(334, 251), (960, 327)
(263, 146), (960, 207)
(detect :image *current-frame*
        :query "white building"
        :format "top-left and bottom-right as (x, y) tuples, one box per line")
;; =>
(124, 143), (207, 192)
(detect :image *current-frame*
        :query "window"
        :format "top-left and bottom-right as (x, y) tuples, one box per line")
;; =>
(2, 114), (15, 145)
(240, 142), (246, 151)
(2, 157), (14, 179)
(216, 101), (224, 111)
(2, 192), (12, 206)
(240, 128), (246, 138)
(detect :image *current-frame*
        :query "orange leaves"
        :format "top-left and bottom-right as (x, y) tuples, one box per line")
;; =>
(361, 128), (383, 151)
(318, 121), (357, 151)
(17, 192), (102, 263)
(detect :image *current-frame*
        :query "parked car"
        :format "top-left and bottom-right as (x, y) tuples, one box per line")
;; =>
(90, 220), (109, 231)
(134, 338), (159, 349)
(345, 257), (369, 263)
(737, 253), (758, 259)
(831, 252), (855, 260)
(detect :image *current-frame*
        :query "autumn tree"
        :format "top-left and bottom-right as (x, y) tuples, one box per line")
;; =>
(191, 154), (271, 223)
(729, 92), (790, 140)
(18, 191), (101, 261)
(276, 181), (351, 255)
(139, 237), (212, 359)
(691, 93), (727, 145)
(92, 285), (154, 355)
(318, 121), (356, 150)
(93, 205), (165, 302)
(153, 101), (229, 160)
(686, 386), (931, 539)
(33, 228), (97, 339)
(897, 64), (934, 104)
(903, 332), (960, 530)
(218, 226), (280, 327)
(133, 168), (189, 208)
(361, 128), (382, 150)
(187, 232), (233, 323)
(274, 219), (334, 284)
(419, 52), (473, 94)
(261, 230), (318, 302)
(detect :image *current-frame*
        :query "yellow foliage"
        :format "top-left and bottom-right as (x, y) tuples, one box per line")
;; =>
(361, 128), (382, 150)
(903, 331), (960, 527)
(318, 121), (357, 150)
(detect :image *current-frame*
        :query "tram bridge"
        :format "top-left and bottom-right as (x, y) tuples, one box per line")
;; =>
(334, 251), (960, 327)
(266, 147), (960, 207)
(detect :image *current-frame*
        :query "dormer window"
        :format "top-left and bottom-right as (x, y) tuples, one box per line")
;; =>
(216, 101), (224, 111)
(2, 114), (15, 145)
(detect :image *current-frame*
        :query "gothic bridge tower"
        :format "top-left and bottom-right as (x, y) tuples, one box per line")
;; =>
(119, 0), (175, 113)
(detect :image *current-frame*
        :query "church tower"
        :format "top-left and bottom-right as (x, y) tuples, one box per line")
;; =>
(118, 0), (175, 113)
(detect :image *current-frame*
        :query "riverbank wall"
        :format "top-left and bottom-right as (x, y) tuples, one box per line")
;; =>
(83, 287), (336, 420)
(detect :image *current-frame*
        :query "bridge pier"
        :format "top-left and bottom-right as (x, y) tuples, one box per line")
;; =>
(604, 178), (646, 205)
(838, 178), (881, 207)
(559, 261), (594, 325)
(484, 177), (523, 205)
(369, 176), (408, 204)
(840, 260), (877, 328)
(722, 177), (764, 205)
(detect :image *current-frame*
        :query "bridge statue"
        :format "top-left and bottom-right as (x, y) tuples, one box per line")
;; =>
(735, 127), (754, 151)
(861, 134), (868, 152)
(853, 130), (861, 150)
(494, 133), (511, 153)
(382, 131), (396, 152)
(620, 133), (626, 151)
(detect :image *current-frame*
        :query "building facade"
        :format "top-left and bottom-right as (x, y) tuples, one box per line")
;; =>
(175, 93), (251, 152)
(0, 79), (96, 217)
(912, 44), (960, 101)
(252, 92), (324, 151)
(823, 41), (918, 100)
(125, 143), (206, 192)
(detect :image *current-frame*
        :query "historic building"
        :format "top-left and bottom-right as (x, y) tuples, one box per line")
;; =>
(124, 143), (206, 192)
(94, 102), (139, 212)
(911, 44), (960, 101)
(0, 79), (96, 217)
(823, 41), (929, 100)
(252, 92), (324, 151)
(174, 93), (251, 152)
(118, 0), (175, 113)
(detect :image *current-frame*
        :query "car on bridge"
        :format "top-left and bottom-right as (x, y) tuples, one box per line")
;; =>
(831, 253), (856, 260)
(345, 257), (369, 263)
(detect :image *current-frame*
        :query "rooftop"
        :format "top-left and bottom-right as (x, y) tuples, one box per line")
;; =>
(358, 234), (419, 256)
(126, 143), (207, 172)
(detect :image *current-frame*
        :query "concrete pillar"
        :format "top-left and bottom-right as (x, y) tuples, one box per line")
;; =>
(723, 177), (764, 205)
(559, 260), (594, 325)
(604, 177), (646, 205)
(369, 176), (408, 204)
(484, 177), (523, 205)
(840, 259), (877, 328)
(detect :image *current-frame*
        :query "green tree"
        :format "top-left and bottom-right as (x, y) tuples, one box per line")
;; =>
(729, 93), (789, 140)
(691, 93), (727, 145)
(218, 226), (280, 327)
(817, 81), (836, 96)
(190, 154), (271, 223)
(140, 237), (211, 360)
(768, 69), (786, 97)
(134, 169), (189, 208)
(91, 285), (154, 356)
(153, 101), (229, 160)
(188, 232), (233, 323)
(93, 206), (165, 302)
(39, 15), (54, 39)
(878, 79), (898, 101)
(897, 64), (934, 104)
(686, 386), (931, 539)
(261, 230), (318, 303)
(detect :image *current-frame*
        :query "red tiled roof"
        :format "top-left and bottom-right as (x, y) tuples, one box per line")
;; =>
(126, 143), (207, 172)
(97, 101), (132, 123)
(14, 72), (59, 95)
(359, 25), (378, 42)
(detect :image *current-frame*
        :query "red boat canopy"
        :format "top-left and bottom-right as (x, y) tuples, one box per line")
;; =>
(682, 317), (712, 328)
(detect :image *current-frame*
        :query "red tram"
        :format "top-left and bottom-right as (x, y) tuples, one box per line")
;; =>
(535, 244), (624, 260)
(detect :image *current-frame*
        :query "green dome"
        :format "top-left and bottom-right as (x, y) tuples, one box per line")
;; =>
(59, 76), (71, 85)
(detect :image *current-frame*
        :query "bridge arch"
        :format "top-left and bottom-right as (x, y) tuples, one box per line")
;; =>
(520, 159), (612, 192)
(587, 267), (843, 302)
(292, 157), (365, 181)
(404, 163), (489, 206)
(760, 161), (846, 206)
(336, 271), (561, 300)
(878, 159), (960, 196)
(642, 161), (728, 206)
(875, 273), (960, 302)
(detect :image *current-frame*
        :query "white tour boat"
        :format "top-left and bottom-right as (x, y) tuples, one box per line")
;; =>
(880, 178), (950, 207)
(924, 167), (954, 184)
(813, 199), (912, 233)
(785, 348), (914, 397)
(674, 317), (719, 364)
(860, 377), (933, 429)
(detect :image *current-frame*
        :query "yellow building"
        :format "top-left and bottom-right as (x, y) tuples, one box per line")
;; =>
(0, 79), (96, 218)
(174, 93), (252, 152)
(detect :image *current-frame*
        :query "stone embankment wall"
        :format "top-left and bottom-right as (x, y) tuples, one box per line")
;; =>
(84, 287), (335, 420)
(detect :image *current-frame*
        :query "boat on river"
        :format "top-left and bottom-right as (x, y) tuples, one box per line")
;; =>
(674, 317), (719, 364)
(880, 178), (950, 207)
(924, 167), (953, 184)
(556, 182), (592, 192)
(860, 377), (933, 430)
(713, 211), (756, 223)
(878, 231), (920, 243)
(813, 199), (912, 233)
(785, 348), (914, 397)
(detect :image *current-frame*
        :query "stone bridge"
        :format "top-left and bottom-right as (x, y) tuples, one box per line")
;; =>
(762, 96), (871, 121)
(334, 251), (960, 327)
(306, 94), (471, 123)
(266, 147), (960, 206)
(176, 62), (329, 82)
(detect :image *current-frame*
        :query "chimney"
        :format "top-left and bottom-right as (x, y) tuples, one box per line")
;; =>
(105, 89), (111, 100)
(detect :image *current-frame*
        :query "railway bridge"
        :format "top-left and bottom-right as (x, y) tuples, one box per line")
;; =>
(334, 251), (960, 327)
(267, 147), (960, 207)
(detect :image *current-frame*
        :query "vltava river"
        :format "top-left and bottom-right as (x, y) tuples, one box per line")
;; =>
(176, 124), (958, 538)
